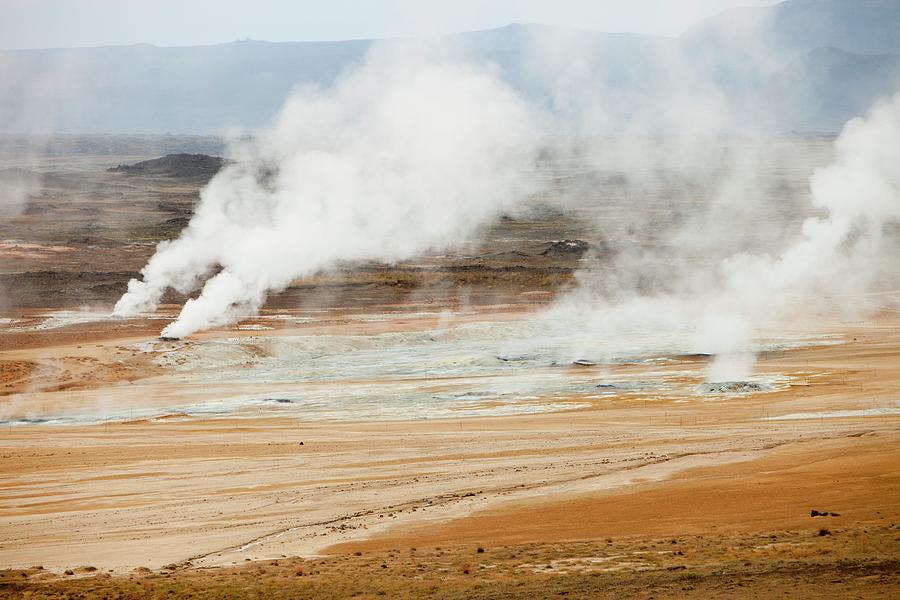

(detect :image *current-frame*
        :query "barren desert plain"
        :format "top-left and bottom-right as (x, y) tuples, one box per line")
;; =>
(0, 139), (898, 598)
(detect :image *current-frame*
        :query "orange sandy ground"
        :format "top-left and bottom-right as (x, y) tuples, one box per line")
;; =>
(331, 434), (899, 552)
(0, 308), (898, 597)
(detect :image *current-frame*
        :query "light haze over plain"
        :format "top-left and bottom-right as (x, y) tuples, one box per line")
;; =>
(1, 0), (779, 49)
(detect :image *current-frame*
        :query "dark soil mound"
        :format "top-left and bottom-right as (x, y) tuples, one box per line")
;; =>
(108, 154), (224, 179)
(540, 239), (589, 257)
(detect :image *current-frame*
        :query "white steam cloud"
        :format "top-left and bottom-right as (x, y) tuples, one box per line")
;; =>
(113, 25), (900, 391)
(550, 92), (900, 381)
(113, 45), (540, 337)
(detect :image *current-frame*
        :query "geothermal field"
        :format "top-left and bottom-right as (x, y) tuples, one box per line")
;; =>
(2, 1), (900, 598)
(1, 133), (898, 598)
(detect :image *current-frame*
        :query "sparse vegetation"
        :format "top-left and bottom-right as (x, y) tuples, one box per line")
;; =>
(2, 530), (898, 599)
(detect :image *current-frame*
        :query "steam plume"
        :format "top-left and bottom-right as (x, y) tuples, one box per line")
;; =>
(707, 92), (900, 377)
(552, 92), (900, 381)
(113, 46), (540, 337)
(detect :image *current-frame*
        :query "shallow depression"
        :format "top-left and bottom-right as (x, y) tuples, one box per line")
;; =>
(1, 313), (831, 425)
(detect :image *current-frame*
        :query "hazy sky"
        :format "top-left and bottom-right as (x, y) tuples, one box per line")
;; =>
(1, 0), (781, 50)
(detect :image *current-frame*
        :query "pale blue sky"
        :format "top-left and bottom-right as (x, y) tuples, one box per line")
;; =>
(1, 0), (780, 50)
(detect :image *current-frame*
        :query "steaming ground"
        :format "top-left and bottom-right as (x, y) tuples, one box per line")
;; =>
(1, 137), (899, 597)
(0, 133), (895, 426)
(2, 306), (847, 425)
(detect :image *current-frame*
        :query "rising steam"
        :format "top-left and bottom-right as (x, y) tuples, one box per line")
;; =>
(113, 46), (540, 337)
(551, 92), (900, 381)
(114, 29), (900, 392)
(710, 93), (900, 363)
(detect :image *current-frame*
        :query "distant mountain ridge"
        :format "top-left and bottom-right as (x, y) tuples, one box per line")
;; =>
(1, 0), (898, 134)
(684, 0), (900, 56)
